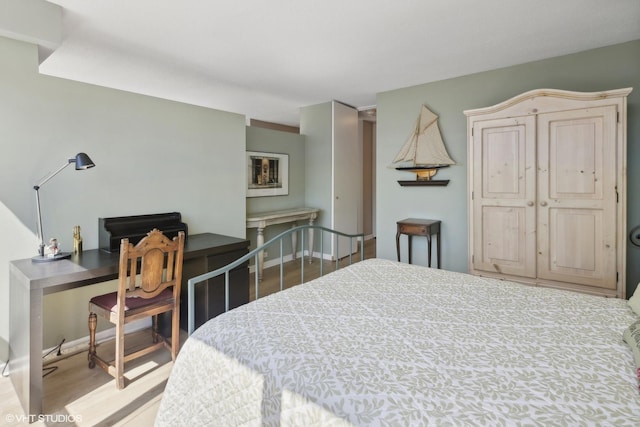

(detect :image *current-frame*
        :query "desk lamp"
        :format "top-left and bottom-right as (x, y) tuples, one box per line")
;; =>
(32, 152), (95, 262)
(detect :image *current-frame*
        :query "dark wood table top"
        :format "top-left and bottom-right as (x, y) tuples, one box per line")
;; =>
(397, 218), (441, 227)
(10, 233), (248, 294)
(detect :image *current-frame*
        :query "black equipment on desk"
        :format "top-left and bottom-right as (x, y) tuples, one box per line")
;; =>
(98, 212), (188, 252)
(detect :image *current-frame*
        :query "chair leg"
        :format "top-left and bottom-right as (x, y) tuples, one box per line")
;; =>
(152, 314), (159, 343)
(88, 312), (97, 369)
(171, 309), (179, 360)
(115, 321), (125, 389)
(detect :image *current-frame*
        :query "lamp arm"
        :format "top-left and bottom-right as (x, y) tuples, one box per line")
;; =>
(33, 161), (71, 256)
(33, 161), (72, 190)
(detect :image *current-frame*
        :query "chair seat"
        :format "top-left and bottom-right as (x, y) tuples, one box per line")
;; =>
(90, 288), (174, 313)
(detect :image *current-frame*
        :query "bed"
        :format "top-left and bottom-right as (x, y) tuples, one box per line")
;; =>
(156, 258), (640, 425)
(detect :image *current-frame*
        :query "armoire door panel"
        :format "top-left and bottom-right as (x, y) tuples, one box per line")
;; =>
(472, 116), (536, 277)
(543, 110), (615, 201)
(475, 120), (531, 199)
(482, 128), (522, 196)
(539, 208), (615, 289)
(552, 210), (598, 272)
(474, 205), (535, 277)
(552, 121), (599, 196)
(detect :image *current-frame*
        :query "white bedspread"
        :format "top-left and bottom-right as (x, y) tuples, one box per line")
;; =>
(156, 259), (640, 426)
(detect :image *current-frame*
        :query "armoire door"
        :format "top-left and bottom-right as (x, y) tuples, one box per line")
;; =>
(471, 116), (536, 277)
(537, 106), (618, 289)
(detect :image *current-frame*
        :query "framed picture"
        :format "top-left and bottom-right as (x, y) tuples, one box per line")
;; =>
(246, 151), (289, 197)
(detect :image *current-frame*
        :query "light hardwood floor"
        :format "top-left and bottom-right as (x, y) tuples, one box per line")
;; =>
(0, 239), (375, 427)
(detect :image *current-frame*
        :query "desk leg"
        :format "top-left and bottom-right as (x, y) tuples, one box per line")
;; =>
(396, 230), (401, 261)
(257, 227), (265, 281)
(308, 217), (315, 264)
(437, 230), (441, 269)
(408, 235), (413, 264)
(291, 223), (297, 261)
(10, 268), (43, 416)
(427, 234), (432, 268)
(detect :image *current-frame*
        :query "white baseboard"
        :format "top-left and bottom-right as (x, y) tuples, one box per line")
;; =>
(248, 251), (317, 273)
(248, 253), (295, 273)
(1, 319), (151, 375)
(42, 319), (151, 363)
(246, 247), (365, 275)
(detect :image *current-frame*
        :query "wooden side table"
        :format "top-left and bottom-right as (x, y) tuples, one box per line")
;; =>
(396, 218), (441, 268)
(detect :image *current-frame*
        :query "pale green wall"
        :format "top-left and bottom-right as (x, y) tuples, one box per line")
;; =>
(0, 36), (247, 352)
(376, 40), (640, 297)
(246, 125), (306, 256)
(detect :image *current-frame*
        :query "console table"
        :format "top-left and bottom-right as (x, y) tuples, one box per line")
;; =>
(396, 218), (441, 268)
(246, 207), (319, 280)
(9, 232), (248, 417)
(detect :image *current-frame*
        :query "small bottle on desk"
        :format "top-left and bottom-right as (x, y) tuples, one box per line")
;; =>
(73, 225), (83, 254)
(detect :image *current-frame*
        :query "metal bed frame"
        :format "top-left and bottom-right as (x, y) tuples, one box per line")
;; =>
(187, 225), (365, 335)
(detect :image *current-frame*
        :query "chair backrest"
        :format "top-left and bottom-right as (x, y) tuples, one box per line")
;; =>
(118, 229), (185, 300)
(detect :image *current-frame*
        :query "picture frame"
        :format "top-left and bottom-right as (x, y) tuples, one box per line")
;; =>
(246, 151), (289, 197)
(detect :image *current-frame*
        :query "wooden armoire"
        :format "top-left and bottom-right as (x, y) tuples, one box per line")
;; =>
(464, 88), (632, 298)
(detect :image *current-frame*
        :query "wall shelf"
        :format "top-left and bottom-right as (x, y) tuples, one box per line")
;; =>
(398, 180), (449, 187)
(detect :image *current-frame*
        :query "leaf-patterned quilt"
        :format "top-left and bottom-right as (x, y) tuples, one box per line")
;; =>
(156, 259), (640, 426)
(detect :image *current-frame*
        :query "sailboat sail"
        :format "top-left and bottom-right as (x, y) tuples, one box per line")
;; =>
(393, 105), (455, 167)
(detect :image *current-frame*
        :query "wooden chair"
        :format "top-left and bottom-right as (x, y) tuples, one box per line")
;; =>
(88, 228), (185, 389)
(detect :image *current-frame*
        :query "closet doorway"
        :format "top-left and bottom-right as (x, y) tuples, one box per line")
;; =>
(359, 108), (377, 243)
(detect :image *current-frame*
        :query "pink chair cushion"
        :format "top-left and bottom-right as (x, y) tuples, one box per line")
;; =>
(90, 288), (174, 312)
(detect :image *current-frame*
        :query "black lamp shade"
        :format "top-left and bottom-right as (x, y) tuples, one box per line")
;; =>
(73, 152), (95, 170)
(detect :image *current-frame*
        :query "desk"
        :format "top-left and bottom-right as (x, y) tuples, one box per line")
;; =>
(9, 233), (248, 417)
(246, 207), (319, 280)
(396, 218), (441, 268)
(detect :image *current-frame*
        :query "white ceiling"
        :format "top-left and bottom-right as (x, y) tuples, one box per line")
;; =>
(40, 0), (640, 126)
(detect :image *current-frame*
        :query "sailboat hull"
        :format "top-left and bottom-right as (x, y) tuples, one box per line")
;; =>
(395, 164), (449, 181)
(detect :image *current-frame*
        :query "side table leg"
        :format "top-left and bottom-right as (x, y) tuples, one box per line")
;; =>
(291, 223), (297, 261)
(308, 217), (315, 264)
(408, 235), (413, 264)
(396, 230), (401, 262)
(257, 227), (265, 281)
(437, 230), (441, 269)
(427, 234), (432, 268)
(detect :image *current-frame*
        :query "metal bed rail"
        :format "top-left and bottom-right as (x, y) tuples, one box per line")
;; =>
(187, 225), (365, 335)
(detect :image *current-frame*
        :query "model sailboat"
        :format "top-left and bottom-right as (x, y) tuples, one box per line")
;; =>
(392, 105), (455, 184)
